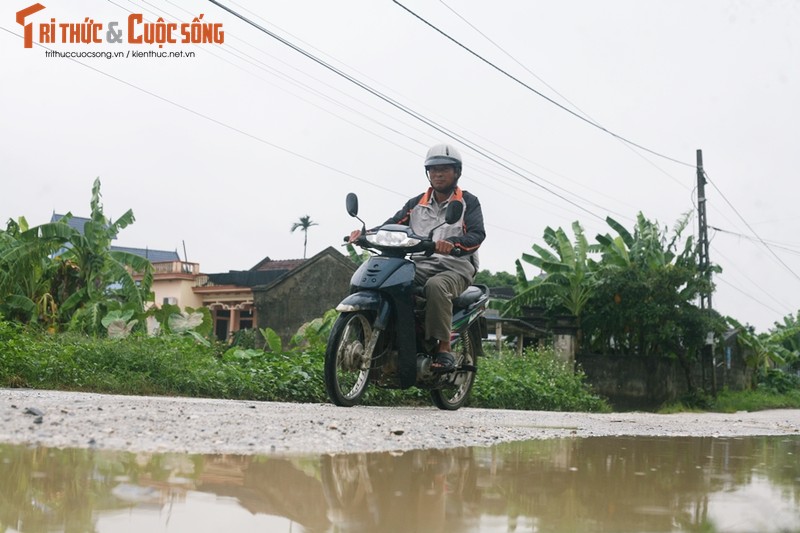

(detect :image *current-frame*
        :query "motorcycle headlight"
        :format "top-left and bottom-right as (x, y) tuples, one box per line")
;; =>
(365, 229), (421, 247)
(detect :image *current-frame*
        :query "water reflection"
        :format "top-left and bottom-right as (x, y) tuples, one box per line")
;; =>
(1, 436), (798, 532)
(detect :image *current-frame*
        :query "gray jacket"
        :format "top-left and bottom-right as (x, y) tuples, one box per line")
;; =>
(383, 187), (486, 283)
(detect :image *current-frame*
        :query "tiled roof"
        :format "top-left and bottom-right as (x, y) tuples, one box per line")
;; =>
(250, 256), (306, 271)
(489, 287), (516, 299)
(51, 213), (179, 262)
(206, 270), (288, 287)
(50, 214), (97, 235)
(110, 245), (180, 263)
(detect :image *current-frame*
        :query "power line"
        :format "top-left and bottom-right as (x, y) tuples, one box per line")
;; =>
(0, 26), (402, 197)
(118, 0), (624, 224)
(206, 0), (610, 223)
(710, 226), (800, 256)
(140, 1), (621, 224)
(125, 0), (429, 151)
(437, 0), (690, 191)
(704, 170), (800, 283)
(1, 25), (538, 247)
(393, 0), (695, 169)
(128, 0), (636, 224)
(714, 275), (788, 318)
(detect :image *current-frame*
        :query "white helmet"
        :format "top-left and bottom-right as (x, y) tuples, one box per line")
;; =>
(424, 143), (463, 175)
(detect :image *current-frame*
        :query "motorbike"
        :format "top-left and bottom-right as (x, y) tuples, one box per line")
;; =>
(321, 448), (478, 531)
(324, 193), (489, 410)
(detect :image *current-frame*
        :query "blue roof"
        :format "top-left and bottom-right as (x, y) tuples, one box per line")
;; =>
(51, 213), (179, 262)
(50, 214), (97, 235)
(111, 246), (180, 263)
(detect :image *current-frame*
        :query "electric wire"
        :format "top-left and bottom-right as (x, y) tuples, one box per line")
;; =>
(393, 0), (695, 169)
(434, 0), (800, 300)
(128, 0), (625, 224)
(0, 26), (402, 197)
(437, 0), (690, 190)
(148, 1), (627, 226)
(714, 275), (788, 318)
(125, 0), (429, 152)
(710, 235), (793, 311)
(1, 25), (539, 247)
(206, 0), (612, 223)
(704, 170), (800, 283)
(710, 226), (800, 256)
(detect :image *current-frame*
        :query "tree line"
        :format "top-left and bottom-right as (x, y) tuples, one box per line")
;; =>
(2, 179), (798, 395)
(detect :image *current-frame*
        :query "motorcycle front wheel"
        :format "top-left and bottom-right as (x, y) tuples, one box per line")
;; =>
(324, 311), (375, 407)
(430, 324), (478, 411)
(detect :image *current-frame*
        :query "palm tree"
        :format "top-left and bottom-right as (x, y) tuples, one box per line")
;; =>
(291, 215), (318, 259)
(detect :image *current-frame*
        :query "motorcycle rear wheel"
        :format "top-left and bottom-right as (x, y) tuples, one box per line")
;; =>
(430, 325), (478, 410)
(324, 311), (374, 407)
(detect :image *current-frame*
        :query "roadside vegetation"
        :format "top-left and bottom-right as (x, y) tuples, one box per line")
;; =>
(502, 212), (800, 411)
(0, 319), (609, 412)
(1, 180), (798, 413)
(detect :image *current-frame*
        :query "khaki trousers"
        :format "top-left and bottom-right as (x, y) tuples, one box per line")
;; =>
(415, 270), (469, 344)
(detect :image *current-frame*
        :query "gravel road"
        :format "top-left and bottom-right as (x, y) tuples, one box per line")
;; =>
(2, 389), (799, 456)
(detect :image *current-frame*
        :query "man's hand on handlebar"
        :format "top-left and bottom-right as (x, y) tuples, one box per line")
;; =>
(434, 240), (455, 255)
(348, 229), (362, 243)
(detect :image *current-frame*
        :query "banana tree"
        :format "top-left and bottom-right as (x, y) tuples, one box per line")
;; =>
(772, 311), (800, 372)
(596, 213), (694, 271)
(1, 179), (153, 333)
(0, 216), (67, 326)
(505, 222), (599, 327)
(589, 213), (714, 353)
(727, 316), (800, 387)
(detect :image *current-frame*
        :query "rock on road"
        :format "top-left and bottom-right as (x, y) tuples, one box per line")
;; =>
(2, 389), (799, 456)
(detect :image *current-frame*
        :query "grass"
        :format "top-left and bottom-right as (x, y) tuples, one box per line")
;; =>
(659, 386), (800, 414)
(3, 321), (797, 413)
(0, 323), (610, 412)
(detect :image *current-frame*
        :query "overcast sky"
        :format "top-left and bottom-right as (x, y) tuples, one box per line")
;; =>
(2, 0), (798, 332)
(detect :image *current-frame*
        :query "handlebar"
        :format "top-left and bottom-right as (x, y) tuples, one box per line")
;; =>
(343, 235), (463, 256)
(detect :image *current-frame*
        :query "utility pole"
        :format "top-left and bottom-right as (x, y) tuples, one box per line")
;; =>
(697, 149), (712, 311)
(696, 149), (716, 395)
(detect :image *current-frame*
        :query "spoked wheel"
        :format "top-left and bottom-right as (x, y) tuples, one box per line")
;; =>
(430, 325), (478, 410)
(324, 312), (375, 407)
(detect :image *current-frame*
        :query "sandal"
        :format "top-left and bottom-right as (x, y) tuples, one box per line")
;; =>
(431, 352), (456, 373)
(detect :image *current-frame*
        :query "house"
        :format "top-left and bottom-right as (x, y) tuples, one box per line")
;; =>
(145, 247), (356, 342)
(191, 256), (309, 341)
(252, 247), (357, 343)
(50, 213), (181, 263)
(50, 213), (357, 342)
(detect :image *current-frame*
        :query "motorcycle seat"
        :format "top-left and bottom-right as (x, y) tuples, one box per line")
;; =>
(453, 285), (486, 309)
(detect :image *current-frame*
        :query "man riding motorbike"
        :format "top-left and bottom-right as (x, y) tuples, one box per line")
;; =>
(349, 143), (486, 373)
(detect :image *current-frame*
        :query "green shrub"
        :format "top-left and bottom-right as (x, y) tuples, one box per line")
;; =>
(758, 369), (800, 395)
(472, 349), (610, 412)
(0, 325), (609, 412)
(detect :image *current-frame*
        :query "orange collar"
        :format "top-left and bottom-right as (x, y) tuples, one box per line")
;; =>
(419, 186), (463, 205)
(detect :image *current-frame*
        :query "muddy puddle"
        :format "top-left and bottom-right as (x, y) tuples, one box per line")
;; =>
(1, 436), (798, 532)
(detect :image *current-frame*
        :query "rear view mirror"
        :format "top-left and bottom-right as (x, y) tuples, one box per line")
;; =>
(445, 201), (463, 224)
(346, 193), (358, 217)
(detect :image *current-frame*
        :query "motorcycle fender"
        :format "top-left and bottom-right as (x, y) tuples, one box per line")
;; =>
(335, 291), (383, 313)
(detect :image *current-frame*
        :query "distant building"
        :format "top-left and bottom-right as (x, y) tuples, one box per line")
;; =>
(50, 214), (181, 262)
(138, 247), (355, 342)
(252, 247), (357, 344)
(50, 213), (356, 342)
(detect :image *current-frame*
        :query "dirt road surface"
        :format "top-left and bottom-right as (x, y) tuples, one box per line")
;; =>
(2, 389), (799, 456)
